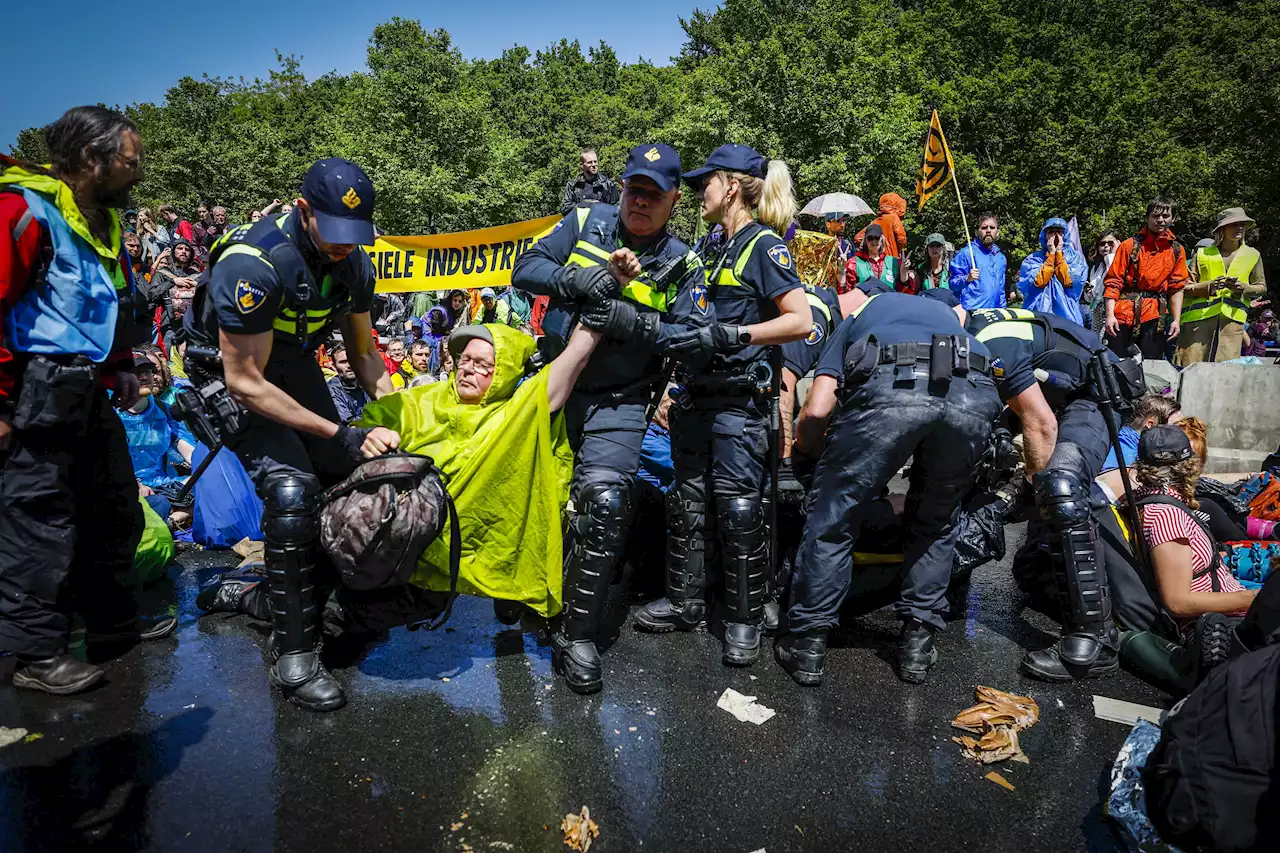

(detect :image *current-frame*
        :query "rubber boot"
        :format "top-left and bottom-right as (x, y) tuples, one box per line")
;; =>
(633, 489), (707, 633)
(775, 632), (826, 686)
(897, 619), (939, 684)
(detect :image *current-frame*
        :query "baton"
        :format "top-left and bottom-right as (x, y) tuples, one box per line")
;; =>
(1091, 352), (1152, 573)
(173, 440), (223, 505)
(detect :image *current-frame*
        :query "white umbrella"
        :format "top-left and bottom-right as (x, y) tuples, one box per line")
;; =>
(801, 192), (874, 219)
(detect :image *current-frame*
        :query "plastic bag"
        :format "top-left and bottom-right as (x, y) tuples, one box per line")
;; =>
(953, 496), (1008, 578)
(190, 443), (263, 547)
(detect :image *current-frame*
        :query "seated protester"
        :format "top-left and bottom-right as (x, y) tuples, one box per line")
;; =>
(637, 392), (675, 495)
(402, 315), (426, 348)
(382, 338), (411, 389)
(1101, 393), (1183, 474)
(477, 287), (520, 327)
(406, 340), (433, 381)
(1131, 425), (1255, 641)
(326, 344), (371, 424)
(421, 306), (450, 373)
(120, 350), (197, 526)
(123, 230), (149, 281)
(443, 289), (470, 331)
(145, 237), (201, 346)
(501, 286), (533, 327)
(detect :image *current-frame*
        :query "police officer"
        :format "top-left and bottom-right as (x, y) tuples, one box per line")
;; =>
(190, 158), (397, 711)
(965, 306), (1131, 681)
(775, 285), (1001, 686)
(766, 282), (843, 629)
(512, 143), (708, 695)
(629, 144), (812, 667)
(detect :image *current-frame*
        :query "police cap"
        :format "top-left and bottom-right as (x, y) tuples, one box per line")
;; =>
(682, 144), (767, 188)
(621, 144), (682, 192)
(302, 158), (376, 246)
(921, 288), (960, 308)
(855, 279), (893, 297)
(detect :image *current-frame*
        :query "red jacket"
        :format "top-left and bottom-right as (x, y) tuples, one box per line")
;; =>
(0, 190), (134, 402)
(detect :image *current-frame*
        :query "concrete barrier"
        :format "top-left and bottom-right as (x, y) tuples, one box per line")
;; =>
(1178, 363), (1280, 473)
(1142, 359), (1180, 398)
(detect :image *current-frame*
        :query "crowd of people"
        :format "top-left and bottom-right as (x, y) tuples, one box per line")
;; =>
(2, 106), (1279, 750)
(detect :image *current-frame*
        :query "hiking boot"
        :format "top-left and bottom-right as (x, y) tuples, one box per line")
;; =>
(1021, 639), (1119, 683)
(12, 655), (104, 695)
(550, 629), (602, 695)
(268, 646), (346, 712)
(197, 568), (268, 618)
(775, 633), (826, 686)
(1191, 613), (1233, 683)
(632, 597), (705, 634)
(897, 620), (939, 684)
(722, 622), (761, 666)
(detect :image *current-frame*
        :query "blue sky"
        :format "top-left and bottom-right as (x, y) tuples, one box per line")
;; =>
(2, 1), (702, 151)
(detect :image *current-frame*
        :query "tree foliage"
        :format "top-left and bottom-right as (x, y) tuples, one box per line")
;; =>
(11, 4), (1280, 264)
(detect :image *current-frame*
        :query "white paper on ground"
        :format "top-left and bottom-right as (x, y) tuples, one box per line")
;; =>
(1093, 695), (1164, 726)
(0, 727), (29, 749)
(717, 688), (776, 725)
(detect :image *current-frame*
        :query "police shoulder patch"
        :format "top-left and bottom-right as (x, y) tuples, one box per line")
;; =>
(235, 279), (269, 315)
(991, 356), (1005, 378)
(552, 219), (565, 232)
(805, 322), (824, 346)
(691, 282), (709, 315)
(767, 243), (793, 270)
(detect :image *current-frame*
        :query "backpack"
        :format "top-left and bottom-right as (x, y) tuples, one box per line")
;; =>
(1221, 541), (1280, 587)
(1237, 472), (1279, 506)
(1143, 643), (1280, 852)
(1248, 477), (1280, 523)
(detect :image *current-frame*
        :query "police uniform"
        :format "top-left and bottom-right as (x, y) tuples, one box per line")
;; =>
(188, 159), (379, 711)
(631, 144), (807, 668)
(512, 143), (707, 695)
(779, 283), (842, 380)
(777, 290), (1000, 685)
(966, 307), (1120, 680)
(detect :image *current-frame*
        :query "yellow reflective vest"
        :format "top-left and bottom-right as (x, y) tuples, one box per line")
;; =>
(1184, 245), (1260, 325)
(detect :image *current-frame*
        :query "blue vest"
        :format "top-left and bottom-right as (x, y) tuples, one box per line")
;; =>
(8, 188), (124, 361)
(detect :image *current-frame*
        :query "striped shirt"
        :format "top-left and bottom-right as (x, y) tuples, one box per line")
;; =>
(1135, 486), (1246, 603)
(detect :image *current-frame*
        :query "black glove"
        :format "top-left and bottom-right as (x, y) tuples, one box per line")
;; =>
(560, 264), (620, 302)
(667, 324), (748, 358)
(335, 424), (374, 462)
(790, 448), (818, 491)
(581, 297), (661, 347)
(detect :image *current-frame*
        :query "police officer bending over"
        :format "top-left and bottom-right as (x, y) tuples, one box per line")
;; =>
(629, 144), (812, 667)
(775, 285), (1001, 686)
(966, 307), (1138, 681)
(513, 144), (708, 695)
(191, 159), (394, 711)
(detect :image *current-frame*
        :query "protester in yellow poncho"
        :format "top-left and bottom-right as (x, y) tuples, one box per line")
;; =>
(355, 322), (602, 617)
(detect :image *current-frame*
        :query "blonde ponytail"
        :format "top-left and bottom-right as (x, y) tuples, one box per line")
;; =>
(728, 159), (796, 235)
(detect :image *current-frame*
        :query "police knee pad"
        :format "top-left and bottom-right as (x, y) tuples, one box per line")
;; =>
(1032, 469), (1091, 531)
(718, 496), (765, 539)
(262, 471), (323, 546)
(666, 485), (705, 536)
(575, 479), (633, 553)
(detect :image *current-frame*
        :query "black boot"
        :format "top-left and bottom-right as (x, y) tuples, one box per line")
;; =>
(1190, 612), (1233, 683)
(762, 597), (781, 634)
(12, 655), (104, 695)
(633, 488), (707, 633)
(196, 566), (269, 618)
(261, 472), (345, 712)
(85, 613), (179, 662)
(897, 619), (939, 684)
(1021, 626), (1120, 682)
(775, 632), (826, 686)
(493, 600), (523, 626)
(720, 496), (768, 666)
(555, 481), (630, 694)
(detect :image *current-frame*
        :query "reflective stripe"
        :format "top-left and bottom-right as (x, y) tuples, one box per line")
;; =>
(975, 320), (1035, 343)
(217, 244), (275, 267)
(571, 241), (613, 263)
(273, 307), (331, 335)
(805, 291), (832, 325)
(714, 229), (773, 288)
(566, 224), (674, 312)
(11, 208), (33, 242)
(849, 293), (880, 319)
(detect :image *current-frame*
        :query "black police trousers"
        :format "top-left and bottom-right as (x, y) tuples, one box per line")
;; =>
(0, 359), (143, 658)
(786, 370), (1000, 633)
(559, 386), (651, 640)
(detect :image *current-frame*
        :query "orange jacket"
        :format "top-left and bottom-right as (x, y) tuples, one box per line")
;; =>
(1103, 227), (1188, 325)
(855, 193), (908, 258)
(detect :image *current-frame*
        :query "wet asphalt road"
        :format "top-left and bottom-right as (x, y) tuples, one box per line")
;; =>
(0, 521), (1167, 853)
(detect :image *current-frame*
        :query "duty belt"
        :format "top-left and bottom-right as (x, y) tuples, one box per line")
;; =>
(875, 340), (990, 381)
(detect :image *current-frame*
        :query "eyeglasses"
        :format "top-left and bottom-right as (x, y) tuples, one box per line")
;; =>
(457, 355), (495, 376)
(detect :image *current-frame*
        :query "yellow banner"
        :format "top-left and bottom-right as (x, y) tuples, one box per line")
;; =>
(916, 109), (955, 212)
(369, 215), (561, 293)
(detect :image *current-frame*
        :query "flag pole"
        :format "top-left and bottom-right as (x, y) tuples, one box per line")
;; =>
(953, 175), (977, 267)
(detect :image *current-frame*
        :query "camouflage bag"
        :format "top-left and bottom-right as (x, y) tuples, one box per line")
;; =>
(320, 452), (460, 629)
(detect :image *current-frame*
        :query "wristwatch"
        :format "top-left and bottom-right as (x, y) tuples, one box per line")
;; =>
(735, 327), (752, 346)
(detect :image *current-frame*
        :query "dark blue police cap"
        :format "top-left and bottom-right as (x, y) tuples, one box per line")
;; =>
(682, 144), (767, 187)
(854, 280), (893, 297)
(302, 158), (376, 246)
(620, 144), (682, 193)
(921, 288), (961, 309)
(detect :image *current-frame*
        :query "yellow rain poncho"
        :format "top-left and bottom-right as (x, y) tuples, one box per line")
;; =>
(356, 325), (573, 616)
